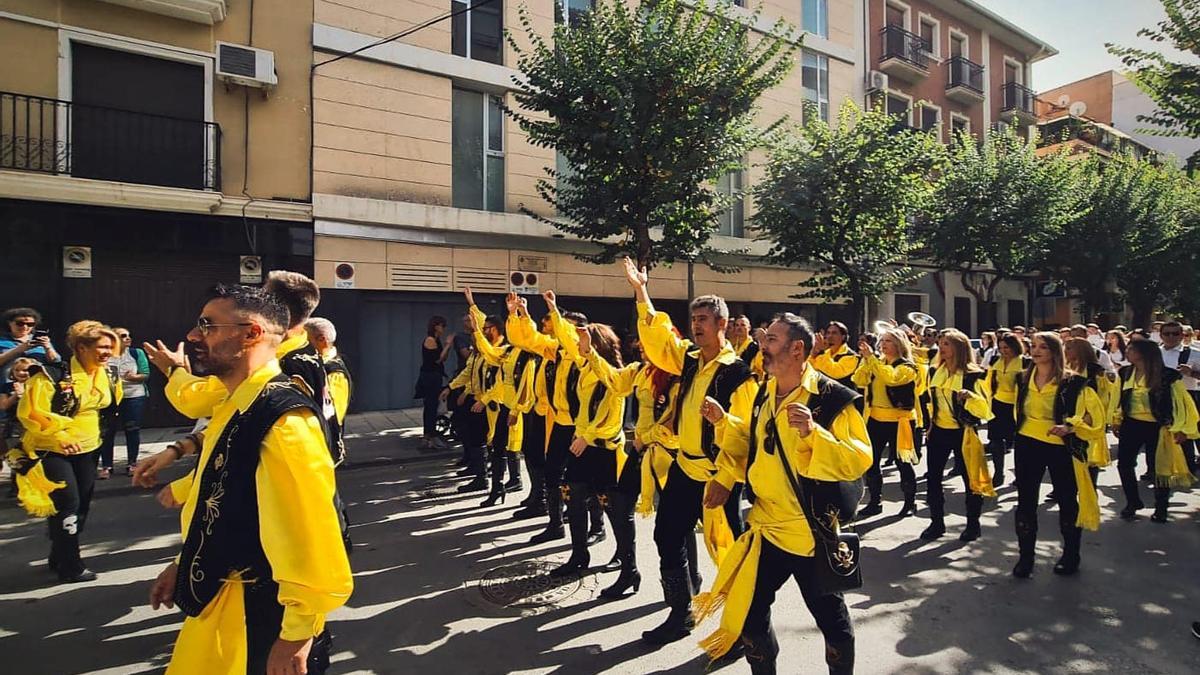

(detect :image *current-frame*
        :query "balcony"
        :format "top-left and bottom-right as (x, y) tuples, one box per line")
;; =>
(94, 0), (227, 24)
(945, 57), (985, 104)
(1, 92), (221, 191)
(1036, 116), (1162, 163)
(999, 82), (1038, 125)
(879, 25), (930, 83)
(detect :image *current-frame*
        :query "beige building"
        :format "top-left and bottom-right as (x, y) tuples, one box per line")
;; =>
(310, 0), (869, 411)
(0, 0), (314, 425)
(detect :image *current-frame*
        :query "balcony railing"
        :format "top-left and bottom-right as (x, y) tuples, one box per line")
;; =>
(1037, 116), (1161, 163)
(1000, 82), (1036, 116)
(947, 56), (985, 94)
(880, 25), (930, 70)
(0, 91), (220, 191)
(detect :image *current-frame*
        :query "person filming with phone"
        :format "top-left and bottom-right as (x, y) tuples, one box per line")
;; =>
(0, 308), (62, 376)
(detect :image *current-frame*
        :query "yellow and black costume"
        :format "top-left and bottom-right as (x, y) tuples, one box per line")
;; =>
(447, 345), (490, 491)
(923, 365), (994, 541)
(852, 352), (919, 516)
(694, 368), (871, 672)
(985, 354), (1028, 486)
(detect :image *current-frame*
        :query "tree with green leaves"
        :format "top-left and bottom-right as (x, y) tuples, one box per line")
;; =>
(1045, 152), (1185, 324)
(1107, 0), (1200, 168)
(919, 126), (1089, 329)
(753, 104), (945, 335)
(506, 0), (796, 270)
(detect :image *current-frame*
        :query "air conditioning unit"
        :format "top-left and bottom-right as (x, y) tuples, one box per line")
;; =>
(216, 42), (278, 90)
(867, 70), (889, 92)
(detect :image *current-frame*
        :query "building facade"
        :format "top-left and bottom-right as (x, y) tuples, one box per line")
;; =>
(0, 0), (314, 425)
(863, 0), (1056, 336)
(309, 0), (870, 412)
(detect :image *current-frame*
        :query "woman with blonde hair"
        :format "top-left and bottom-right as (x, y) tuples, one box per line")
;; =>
(1011, 333), (1106, 578)
(853, 328), (920, 517)
(922, 329), (993, 542)
(16, 320), (122, 582)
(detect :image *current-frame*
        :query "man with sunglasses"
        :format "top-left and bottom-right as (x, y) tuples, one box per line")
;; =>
(1159, 320), (1200, 475)
(145, 284), (351, 675)
(696, 313), (872, 675)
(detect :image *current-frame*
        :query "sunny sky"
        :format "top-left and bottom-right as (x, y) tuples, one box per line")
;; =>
(975, 0), (1198, 91)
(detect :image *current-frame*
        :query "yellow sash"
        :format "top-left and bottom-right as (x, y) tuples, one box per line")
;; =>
(1156, 428), (1197, 489)
(870, 407), (917, 464)
(961, 428), (996, 498)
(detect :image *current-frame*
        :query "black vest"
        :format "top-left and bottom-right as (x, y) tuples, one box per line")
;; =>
(1015, 373), (1089, 461)
(739, 341), (761, 367)
(673, 353), (754, 460)
(280, 342), (336, 463)
(322, 354), (353, 466)
(863, 358), (916, 410)
(929, 367), (986, 428)
(745, 373), (862, 508)
(28, 362), (81, 418)
(175, 376), (322, 617)
(1119, 367), (1181, 427)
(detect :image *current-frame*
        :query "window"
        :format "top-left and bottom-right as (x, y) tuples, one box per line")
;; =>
(452, 89), (505, 212)
(1004, 58), (1021, 84)
(894, 293), (924, 319)
(918, 15), (938, 55)
(885, 2), (907, 27)
(451, 1), (502, 65)
(954, 297), (973, 335)
(801, 51), (830, 123)
(556, 0), (594, 27)
(949, 32), (966, 59)
(1007, 299), (1026, 326)
(950, 113), (970, 138)
(919, 104), (940, 133)
(802, 0), (828, 38)
(885, 93), (910, 125)
(716, 171), (745, 238)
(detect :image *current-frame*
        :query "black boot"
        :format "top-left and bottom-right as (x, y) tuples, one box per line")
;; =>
(1151, 488), (1170, 524)
(513, 466), (547, 520)
(919, 503), (945, 540)
(503, 453), (524, 492)
(642, 569), (695, 645)
(52, 520), (95, 584)
(586, 496), (606, 546)
(600, 492), (641, 598)
(530, 479), (566, 543)
(857, 498), (882, 519)
(860, 464), (883, 518)
(457, 446), (488, 492)
(825, 638), (855, 675)
(960, 494), (982, 542)
(686, 535), (703, 593)
(1053, 527), (1081, 576)
(898, 477), (917, 517)
(741, 628), (779, 675)
(549, 483), (590, 577)
(991, 447), (1006, 488)
(480, 449), (507, 507)
(1013, 521), (1036, 578)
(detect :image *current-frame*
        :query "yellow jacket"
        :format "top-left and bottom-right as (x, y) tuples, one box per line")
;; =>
(636, 303), (758, 483)
(986, 356), (1025, 405)
(448, 349), (487, 397)
(507, 312), (580, 425)
(19, 357), (122, 454)
(809, 343), (860, 383)
(469, 305), (536, 414)
(851, 353), (917, 420)
(929, 366), (993, 429)
(167, 360), (352, 674)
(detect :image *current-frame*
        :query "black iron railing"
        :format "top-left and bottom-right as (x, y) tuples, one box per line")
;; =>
(0, 91), (220, 191)
(946, 56), (985, 94)
(880, 24), (930, 70)
(1000, 82), (1036, 116)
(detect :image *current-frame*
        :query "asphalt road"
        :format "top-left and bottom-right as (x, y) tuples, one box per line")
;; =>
(1, 449), (1198, 674)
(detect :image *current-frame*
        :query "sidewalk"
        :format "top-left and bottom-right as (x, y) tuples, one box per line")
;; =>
(3, 407), (459, 501)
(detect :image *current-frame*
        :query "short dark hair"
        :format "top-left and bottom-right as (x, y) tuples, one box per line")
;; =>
(2, 307), (41, 326)
(264, 270), (320, 328)
(563, 311), (588, 326)
(827, 321), (849, 337)
(428, 315), (447, 336)
(773, 312), (814, 352)
(484, 315), (504, 335)
(206, 284), (289, 335)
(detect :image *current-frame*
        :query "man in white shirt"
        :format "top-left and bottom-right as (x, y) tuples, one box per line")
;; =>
(1159, 321), (1200, 474)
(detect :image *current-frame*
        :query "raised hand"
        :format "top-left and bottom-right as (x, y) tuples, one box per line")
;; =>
(542, 290), (558, 314)
(622, 256), (648, 289)
(505, 292), (519, 314)
(464, 286), (476, 307)
(576, 325), (592, 355)
(143, 340), (187, 376)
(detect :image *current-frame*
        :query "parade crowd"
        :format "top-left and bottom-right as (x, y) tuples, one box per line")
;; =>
(1, 260), (1198, 674)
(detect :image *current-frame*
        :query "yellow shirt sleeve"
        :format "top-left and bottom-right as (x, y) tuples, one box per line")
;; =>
(507, 312), (558, 359)
(328, 371), (350, 423)
(256, 409), (354, 641)
(169, 474), (194, 504)
(713, 379), (761, 489)
(165, 369), (227, 420)
(511, 357), (538, 415)
(810, 347), (860, 381)
(469, 305), (505, 366)
(1066, 385), (1106, 442)
(586, 349), (639, 396)
(1170, 379), (1198, 436)
(795, 404), (874, 482)
(964, 376), (994, 422)
(448, 358), (473, 392)
(549, 311), (582, 365)
(850, 359), (872, 388)
(18, 373), (74, 443)
(636, 302), (688, 376)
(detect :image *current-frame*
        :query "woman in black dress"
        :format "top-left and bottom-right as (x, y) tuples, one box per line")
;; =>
(417, 316), (451, 449)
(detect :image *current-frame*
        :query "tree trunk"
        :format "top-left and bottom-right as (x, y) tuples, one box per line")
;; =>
(849, 293), (865, 338)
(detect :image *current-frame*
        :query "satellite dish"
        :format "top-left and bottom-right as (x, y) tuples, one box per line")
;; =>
(1068, 101), (1087, 116)
(1057, 94), (1070, 106)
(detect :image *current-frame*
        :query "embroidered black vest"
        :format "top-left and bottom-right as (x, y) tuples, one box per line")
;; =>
(929, 368), (986, 428)
(673, 353), (754, 461)
(1119, 367), (1181, 427)
(863, 359), (916, 410)
(322, 354), (353, 466)
(1015, 373), (1089, 461)
(175, 376), (322, 617)
(29, 363), (80, 418)
(745, 373), (861, 506)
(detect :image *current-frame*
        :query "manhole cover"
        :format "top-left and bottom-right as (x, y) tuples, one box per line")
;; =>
(476, 560), (586, 609)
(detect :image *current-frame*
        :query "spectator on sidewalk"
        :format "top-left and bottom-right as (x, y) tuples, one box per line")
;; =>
(306, 317), (353, 462)
(416, 315), (449, 449)
(114, 328), (151, 475)
(0, 308), (61, 378)
(1, 357), (35, 496)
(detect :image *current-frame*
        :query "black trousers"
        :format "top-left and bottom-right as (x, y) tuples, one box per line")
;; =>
(742, 539), (854, 661)
(1185, 391), (1200, 474)
(1116, 418), (1169, 510)
(865, 418), (916, 502)
(41, 451), (99, 574)
(245, 581), (332, 674)
(422, 391), (440, 438)
(925, 426), (980, 518)
(488, 405), (514, 484)
(653, 461), (706, 574)
(1013, 435), (1079, 540)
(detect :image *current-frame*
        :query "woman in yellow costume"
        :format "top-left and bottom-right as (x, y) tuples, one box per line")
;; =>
(1011, 332), (1105, 578)
(14, 320), (121, 583)
(852, 328), (920, 518)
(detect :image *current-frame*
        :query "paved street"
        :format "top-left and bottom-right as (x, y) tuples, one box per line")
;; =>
(1, 422), (1199, 674)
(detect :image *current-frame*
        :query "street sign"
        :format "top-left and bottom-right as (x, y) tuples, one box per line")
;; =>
(63, 246), (92, 278)
(335, 262), (356, 289)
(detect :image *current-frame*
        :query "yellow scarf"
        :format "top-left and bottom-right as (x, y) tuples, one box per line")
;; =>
(1073, 456), (1100, 531)
(961, 427), (996, 498)
(6, 448), (66, 517)
(870, 407), (917, 464)
(1156, 428), (1197, 489)
(636, 444), (675, 517)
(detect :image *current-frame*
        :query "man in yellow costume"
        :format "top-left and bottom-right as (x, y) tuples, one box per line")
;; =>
(147, 284), (352, 674)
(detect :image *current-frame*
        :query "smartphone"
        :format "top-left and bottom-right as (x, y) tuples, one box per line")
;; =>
(33, 329), (50, 339)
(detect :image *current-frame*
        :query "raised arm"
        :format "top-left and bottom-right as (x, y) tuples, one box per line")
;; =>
(506, 296), (557, 358)
(623, 257), (689, 375)
(465, 288), (504, 365)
